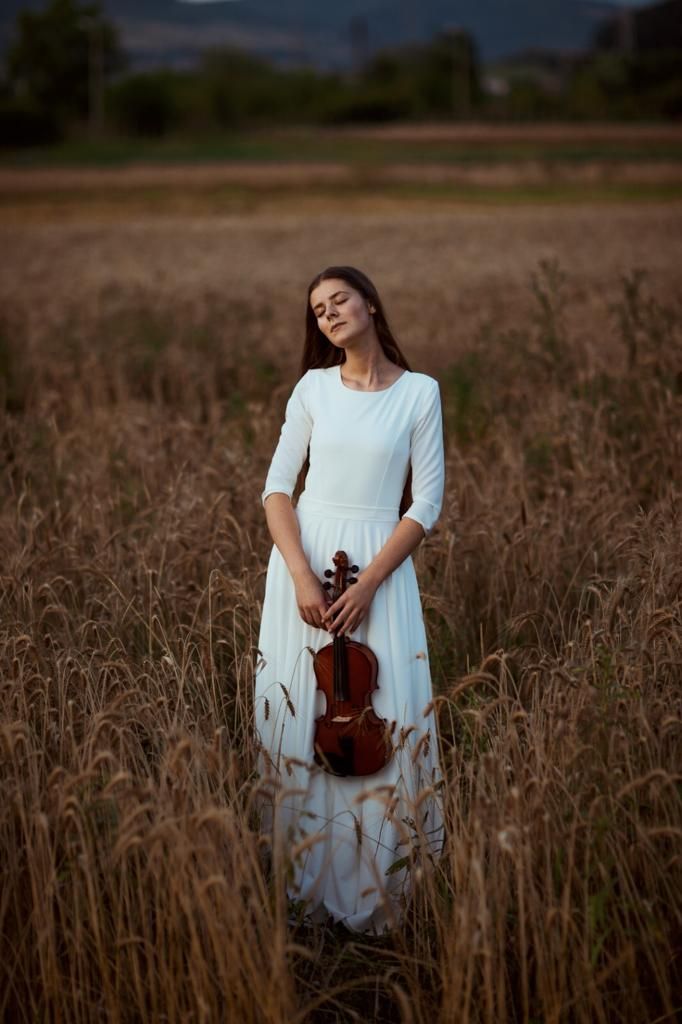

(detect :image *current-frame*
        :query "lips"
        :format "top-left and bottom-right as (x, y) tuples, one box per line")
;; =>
(331, 322), (346, 333)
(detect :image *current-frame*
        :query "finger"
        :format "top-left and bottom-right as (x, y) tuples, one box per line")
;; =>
(315, 608), (329, 629)
(301, 608), (319, 628)
(310, 603), (330, 630)
(331, 608), (352, 634)
(327, 591), (350, 614)
(321, 604), (339, 626)
(338, 614), (356, 636)
(341, 608), (365, 635)
(315, 609), (328, 630)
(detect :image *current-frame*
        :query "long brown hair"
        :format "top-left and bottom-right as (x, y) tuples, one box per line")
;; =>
(295, 266), (413, 516)
(301, 266), (411, 375)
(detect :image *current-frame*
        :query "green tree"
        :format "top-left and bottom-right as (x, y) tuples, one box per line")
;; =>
(4, 0), (123, 136)
(198, 48), (285, 127)
(425, 29), (481, 118)
(355, 30), (482, 122)
(108, 71), (185, 138)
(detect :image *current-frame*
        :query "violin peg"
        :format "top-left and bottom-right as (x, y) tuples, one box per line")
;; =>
(348, 577), (358, 585)
(324, 569), (334, 578)
(350, 565), (359, 573)
(323, 581), (332, 590)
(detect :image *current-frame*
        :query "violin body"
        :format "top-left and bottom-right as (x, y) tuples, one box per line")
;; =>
(312, 552), (394, 777)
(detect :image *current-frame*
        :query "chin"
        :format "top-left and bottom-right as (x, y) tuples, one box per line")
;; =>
(329, 331), (358, 349)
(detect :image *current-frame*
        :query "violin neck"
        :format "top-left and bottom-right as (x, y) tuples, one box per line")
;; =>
(332, 633), (348, 703)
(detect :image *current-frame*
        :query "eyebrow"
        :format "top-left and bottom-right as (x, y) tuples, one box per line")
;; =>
(312, 290), (347, 311)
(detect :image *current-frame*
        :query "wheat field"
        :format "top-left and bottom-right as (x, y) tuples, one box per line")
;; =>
(1, 195), (681, 1022)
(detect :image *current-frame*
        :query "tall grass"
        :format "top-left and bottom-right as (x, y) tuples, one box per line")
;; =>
(0, 260), (680, 1021)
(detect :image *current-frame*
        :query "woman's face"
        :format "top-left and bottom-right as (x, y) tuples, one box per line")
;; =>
(310, 278), (375, 350)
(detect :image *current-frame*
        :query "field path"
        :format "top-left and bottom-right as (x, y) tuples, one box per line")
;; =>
(0, 159), (680, 195)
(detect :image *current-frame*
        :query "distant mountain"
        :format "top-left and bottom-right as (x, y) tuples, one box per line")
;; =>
(0, 0), (638, 71)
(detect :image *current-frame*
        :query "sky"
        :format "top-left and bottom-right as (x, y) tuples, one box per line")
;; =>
(0, 0), (663, 71)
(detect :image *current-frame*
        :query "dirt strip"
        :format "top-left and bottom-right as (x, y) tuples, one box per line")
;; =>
(0, 160), (680, 194)
(322, 122), (682, 143)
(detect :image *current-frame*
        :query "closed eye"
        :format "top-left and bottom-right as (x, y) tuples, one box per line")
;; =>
(312, 291), (349, 317)
(315, 299), (346, 319)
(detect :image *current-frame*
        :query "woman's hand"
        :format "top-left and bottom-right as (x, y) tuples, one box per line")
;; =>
(321, 573), (378, 637)
(293, 568), (332, 630)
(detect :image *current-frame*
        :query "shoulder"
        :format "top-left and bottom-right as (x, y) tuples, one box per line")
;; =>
(286, 367), (331, 412)
(404, 373), (441, 433)
(289, 367), (326, 393)
(297, 367), (335, 385)
(407, 371), (439, 391)
(295, 366), (337, 397)
(407, 372), (441, 405)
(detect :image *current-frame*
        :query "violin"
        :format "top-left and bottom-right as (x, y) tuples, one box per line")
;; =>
(312, 551), (394, 777)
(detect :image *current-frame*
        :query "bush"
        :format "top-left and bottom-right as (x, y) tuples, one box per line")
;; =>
(107, 71), (183, 137)
(0, 97), (61, 146)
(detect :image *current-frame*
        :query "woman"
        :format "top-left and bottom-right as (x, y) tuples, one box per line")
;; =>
(255, 266), (445, 934)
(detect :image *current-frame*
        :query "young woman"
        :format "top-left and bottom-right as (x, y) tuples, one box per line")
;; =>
(255, 266), (445, 934)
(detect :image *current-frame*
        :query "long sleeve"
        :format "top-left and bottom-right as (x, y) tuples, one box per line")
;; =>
(402, 378), (445, 535)
(261, 372), (313, 506)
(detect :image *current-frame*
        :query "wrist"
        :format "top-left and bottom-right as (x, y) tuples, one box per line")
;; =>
(290, 561), (314, 584)
(359, 565), (383, 591)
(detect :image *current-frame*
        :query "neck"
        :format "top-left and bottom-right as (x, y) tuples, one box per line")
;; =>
(341, 341), (394, 389)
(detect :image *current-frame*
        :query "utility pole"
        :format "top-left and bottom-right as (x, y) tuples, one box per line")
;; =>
(448, 28), (470, 120)
(460, 33), (471, 118)
(619, 4), (636, 55)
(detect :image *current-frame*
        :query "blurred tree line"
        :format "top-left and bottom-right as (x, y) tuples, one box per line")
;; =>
(1, 0), (681, 146)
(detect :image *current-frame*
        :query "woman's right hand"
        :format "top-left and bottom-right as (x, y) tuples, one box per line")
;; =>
(292, 568), (332, 630)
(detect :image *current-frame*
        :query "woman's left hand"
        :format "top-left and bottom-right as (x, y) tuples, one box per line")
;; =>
(321, 573), (378, 637)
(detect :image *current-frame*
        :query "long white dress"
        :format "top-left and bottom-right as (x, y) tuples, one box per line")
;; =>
(255, 363), (445, 934)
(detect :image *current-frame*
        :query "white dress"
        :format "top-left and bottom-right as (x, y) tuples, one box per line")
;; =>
(255, 363), (445, 934)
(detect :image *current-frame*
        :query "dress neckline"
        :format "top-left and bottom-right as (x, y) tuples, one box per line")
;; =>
(336, 363), (409, 394)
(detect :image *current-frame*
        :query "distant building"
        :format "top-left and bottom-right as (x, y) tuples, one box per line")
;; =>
(483, 48), (582, 97)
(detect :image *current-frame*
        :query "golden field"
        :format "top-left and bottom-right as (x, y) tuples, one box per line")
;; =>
(1, 171), (681, 1022)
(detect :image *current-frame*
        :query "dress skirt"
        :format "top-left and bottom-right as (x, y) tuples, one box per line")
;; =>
(254, 493), (444, 934)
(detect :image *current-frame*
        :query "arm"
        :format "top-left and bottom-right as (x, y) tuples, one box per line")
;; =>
(322, 378), (445, 637)
(264, 493), (331, 630)
(320, 517), (425, 636)
(261, 373), (332, 631)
